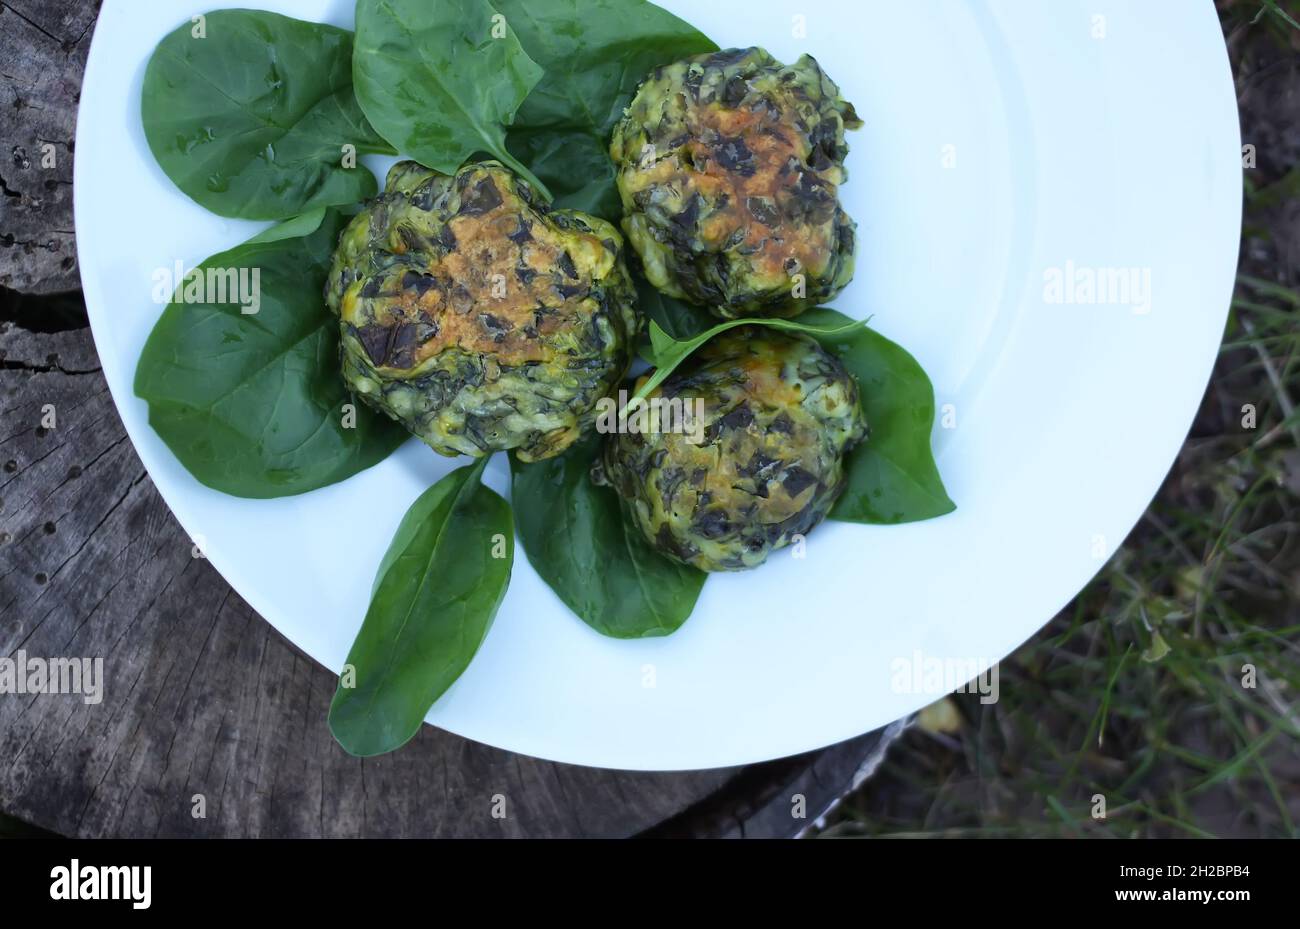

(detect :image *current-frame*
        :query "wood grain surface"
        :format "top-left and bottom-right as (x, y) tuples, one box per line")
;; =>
(0, 0), (94, 294)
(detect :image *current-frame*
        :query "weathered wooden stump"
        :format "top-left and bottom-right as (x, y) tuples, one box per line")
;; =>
(0, 0), (905, 837)
(0, 0), (90, 295)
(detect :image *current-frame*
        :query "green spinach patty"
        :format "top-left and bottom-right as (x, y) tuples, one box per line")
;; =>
(326, 161), (639, 461)
(611, 47), (862, 319)
(595, 327), (868, 571)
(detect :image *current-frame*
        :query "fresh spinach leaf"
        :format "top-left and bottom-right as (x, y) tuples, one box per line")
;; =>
(500, 0), (715, 132)
(798, 309), (956, 524)
(635, 315), (869, 400)
(330, 457), (514, 756)
(245, 207), (328, 244)
(353, 0), (550, 196)
(635, 274), (715, 344)
(141, 10), (393, 220)
(506, 128), (621, 219)
(498, 0), (717, 219)
(510, 436), (705, 638)
(134, 210), (408, 498)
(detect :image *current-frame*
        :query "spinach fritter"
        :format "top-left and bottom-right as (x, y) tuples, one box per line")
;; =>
(594, 328), (867, 572)
(326, 161), (639, 461)
(610, 47), (862, 319)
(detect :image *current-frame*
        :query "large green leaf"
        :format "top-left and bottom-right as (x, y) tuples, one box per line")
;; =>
(330, 458), (514, 756)
(634, 273), (715, 343)
(353, 0), (549, 195)
(141, 10), (393, 220)
(499, 0), (717, 219)
(506, 127), (621, 220)
(510, 436), (705, 638)
(636, 315), (868, 400)
(804, 310), (957, 524)
(134, 210), (408, 498)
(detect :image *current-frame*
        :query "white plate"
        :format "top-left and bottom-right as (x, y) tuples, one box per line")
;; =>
(75, 0), (1240, 770)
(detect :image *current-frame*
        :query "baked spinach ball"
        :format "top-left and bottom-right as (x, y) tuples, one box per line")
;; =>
(610, 47), (862, 320)
(326, 161), (639, 461)
(594, 327), (867, 572)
